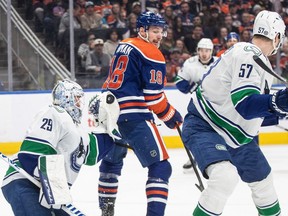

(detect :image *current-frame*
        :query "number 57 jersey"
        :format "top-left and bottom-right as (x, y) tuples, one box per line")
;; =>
(102, 37), (167, 122)
(192, 42), (274, 148)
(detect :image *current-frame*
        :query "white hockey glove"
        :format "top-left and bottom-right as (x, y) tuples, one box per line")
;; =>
(38, 155), (72, 209)
(88, 91), (123, 142)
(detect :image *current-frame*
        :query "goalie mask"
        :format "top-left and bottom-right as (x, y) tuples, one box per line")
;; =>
(52, 79), (84, 124)
(253, 10), (286, 55)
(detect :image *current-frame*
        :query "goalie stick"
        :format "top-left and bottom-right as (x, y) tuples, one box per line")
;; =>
(0, 152), (86, 216)
(253, 55), (288, 84)
(176, 126), (205, 192)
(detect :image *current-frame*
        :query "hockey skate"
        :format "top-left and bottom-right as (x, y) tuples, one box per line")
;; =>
(101, 197), (116, 216)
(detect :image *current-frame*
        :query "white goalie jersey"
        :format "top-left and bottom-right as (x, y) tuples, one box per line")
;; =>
(3, 105), (100, 187)
(192, 42), (274, 148)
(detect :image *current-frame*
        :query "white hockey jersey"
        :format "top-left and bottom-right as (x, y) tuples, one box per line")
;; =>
(3, 105), (106, 187)
(192, 42), (274, 148)
(176, 55), (219, 93)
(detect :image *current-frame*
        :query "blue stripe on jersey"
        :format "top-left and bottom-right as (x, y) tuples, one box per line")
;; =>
(25, 136), (51, 145)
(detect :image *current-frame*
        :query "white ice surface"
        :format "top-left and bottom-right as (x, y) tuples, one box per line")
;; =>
(1, 145), (288, 216)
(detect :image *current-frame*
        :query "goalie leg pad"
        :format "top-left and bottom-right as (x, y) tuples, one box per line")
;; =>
(197, 161), (239, 215)
(248, 173), (281, 216)
(38, 155), (71, 206)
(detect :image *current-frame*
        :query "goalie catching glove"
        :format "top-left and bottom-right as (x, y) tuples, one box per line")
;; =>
(157, 103), (183, 129)
(270, 88), (288, 117)
(88, 91), (124, 142)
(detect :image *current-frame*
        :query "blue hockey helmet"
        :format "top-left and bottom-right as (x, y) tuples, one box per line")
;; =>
(136, 11), (168, 32)
(226, 32), (240, 42)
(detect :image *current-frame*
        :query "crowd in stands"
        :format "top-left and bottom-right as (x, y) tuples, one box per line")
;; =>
(18, 0), (288, 88)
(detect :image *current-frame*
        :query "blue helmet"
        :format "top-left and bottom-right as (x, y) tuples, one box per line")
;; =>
(136, 11), (168, 32)
(226, 32), (240, 42)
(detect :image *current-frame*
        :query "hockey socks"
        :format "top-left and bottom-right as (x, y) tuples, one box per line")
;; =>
(146, 178), (168, 216)
(257, 200), (281, 216)
(98, 173), (118, 215)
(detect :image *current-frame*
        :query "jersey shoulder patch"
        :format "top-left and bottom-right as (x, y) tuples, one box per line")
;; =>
(122, 38), (165, 63)
(243, 44), (262, 56)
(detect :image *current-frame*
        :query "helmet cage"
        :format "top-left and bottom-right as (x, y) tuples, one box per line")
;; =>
(52, 79), (84, 124)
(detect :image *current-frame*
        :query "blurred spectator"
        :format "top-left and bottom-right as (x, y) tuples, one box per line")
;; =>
(223, 14), (239, 34)
(163, 6), (175, 28)
(43, 0), (65, 45)
(33, 0), (46, 32)
(105, 2), (126, 28)
(162, 0), (181, 16)
(184, 25), (203, 55)
(85, 38), (111, 88)
(240, 29), (252, 42)
(252, 4), (263, 16)
(103, 29), (121, 58)
(77, 32), (96, 70)
(120, 0), (132, 16)
(179, 1), (195, 37)
(228, 3), (241, 28)
(256, 0), (273, 11)
(175, 39), (190, 60)
(160, 28), (176, 59)
(238, 11), (253, 34)
(131, 1), (142, 16)
(95, 0), (112, 18)
(76, 0), (86, 15)
(80, 1), (107, 31)
(172, 16), (186, 41)
(126, 12), (138, 38)
(168, 47), (184, 72)
(216, 32), (240, 57)
(58, 3), (82, 42)
(212, 26), (228, 54)
(205, 6), (224, 39)
(146, 0), (160, 13)
(165, 61), (177, 86)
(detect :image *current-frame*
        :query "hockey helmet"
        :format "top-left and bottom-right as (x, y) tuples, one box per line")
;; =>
(226, 32), (240, 42)
(253, 10), (286, 55)
(52, 79), (84, 124)
(197, 38), (214, 51)
(136, 11), (168, 34)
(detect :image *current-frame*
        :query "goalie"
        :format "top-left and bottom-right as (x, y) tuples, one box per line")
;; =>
(1, 79), (122, 216)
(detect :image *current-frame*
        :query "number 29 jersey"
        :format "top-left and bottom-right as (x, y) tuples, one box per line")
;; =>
(102, 37), (167, 122)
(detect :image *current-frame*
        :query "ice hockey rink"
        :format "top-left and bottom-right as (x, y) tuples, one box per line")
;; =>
(0, 145), (287, 216)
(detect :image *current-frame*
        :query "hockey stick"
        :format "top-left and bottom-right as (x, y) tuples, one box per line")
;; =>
(253, 55), (288, 84)
(176, 126), (205, 192)
(0, 152), (86, 216)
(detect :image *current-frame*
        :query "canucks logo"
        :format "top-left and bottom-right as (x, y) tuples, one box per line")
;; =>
(215, 144), (227, 151)
(70, 137), (86, 172)
(244, 46), (261, 56)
